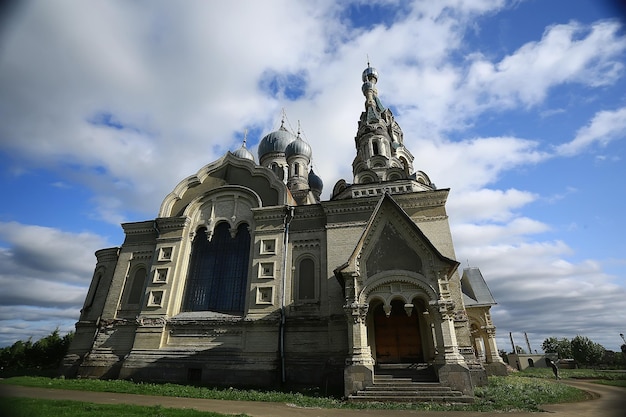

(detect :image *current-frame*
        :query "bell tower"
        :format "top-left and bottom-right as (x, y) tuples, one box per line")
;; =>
(352, 64), (415, 184)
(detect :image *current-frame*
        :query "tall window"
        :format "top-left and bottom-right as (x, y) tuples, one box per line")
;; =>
(297, 258), (315, 300)
(372, 141), (379, 156)
(182, 222), (250, 313)
(84, 273), (102, 309)
(127, 267), (146, 305)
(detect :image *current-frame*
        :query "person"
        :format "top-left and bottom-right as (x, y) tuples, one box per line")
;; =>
(545, 357), (560, 379)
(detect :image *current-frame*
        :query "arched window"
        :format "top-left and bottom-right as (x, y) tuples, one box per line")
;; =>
(127, 267), (146, 305)
(372, 141), (379, 156)
(271, 162), (284, 180)
(297, 258), (315, 300)
(182, 222), (250, 313)
(84, 272), (102, 309)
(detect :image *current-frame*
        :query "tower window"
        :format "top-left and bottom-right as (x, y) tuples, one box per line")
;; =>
(372, 141), (379, 156)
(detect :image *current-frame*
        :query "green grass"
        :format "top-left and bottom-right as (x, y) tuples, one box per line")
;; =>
(472, 374), (590, 412)
(0, 375), (591, 412)
(0, 397), (246, 417)
(514, 367), (626, 387)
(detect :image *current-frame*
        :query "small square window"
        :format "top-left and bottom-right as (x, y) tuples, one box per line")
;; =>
(148, 290), (164, 307)
(154, 268), (168, 283)
(258, 262), (274, 278)
(256, 287), (273, 305)
(261, 239), (276, 254)
(159, 247), (173, 261)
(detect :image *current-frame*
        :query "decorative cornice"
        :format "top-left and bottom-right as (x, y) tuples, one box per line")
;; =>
(95, 247), (120, 262)
(292, 239), (321, 250)
(325, 221), (368, 230)
(156, 216), (189, 230)
(130, 250), (153, 260)
(122, 221), (158, 236)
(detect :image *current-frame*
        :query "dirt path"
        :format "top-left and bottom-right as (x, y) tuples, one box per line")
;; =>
(1, 380), (625, 417)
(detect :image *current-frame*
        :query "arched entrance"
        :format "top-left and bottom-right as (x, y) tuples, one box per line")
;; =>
(373, 299), (424, 363)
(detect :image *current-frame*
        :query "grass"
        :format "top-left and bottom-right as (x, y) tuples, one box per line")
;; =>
(0, 373), (594, 412)
(0, 397), (246, 417)
(514, 367), (626, 388)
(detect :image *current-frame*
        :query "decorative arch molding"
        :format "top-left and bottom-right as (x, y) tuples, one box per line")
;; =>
(361, 271), (438, 307)
(386, 167), (406, 181)
(466, 310), (488, 330)
(159, 152), (287, 217)
(355, 169), (378, 184)
(184, 185), (261, 241)
(369, 155), (388, 168)
(414, 170), (433, 187)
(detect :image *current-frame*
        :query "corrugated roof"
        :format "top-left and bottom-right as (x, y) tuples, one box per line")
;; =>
(461, 267), (496, 307)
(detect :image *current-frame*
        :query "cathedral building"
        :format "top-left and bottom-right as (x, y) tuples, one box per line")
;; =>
(63, 65), (506, 398)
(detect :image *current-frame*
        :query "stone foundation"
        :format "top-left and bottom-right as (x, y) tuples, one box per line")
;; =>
(436, 363), (474, 396)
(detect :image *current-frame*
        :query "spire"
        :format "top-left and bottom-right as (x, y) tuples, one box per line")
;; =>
(351, 64), (416, 184)
(361, 64), (386, 123)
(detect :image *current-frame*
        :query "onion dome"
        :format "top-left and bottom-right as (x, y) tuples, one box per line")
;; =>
(362, 65), (378, 83)
(257, 123), (295, 160)
(308, 169), (323, 193)
(232, 138), (255, 162)
(285, 135), (312, 160)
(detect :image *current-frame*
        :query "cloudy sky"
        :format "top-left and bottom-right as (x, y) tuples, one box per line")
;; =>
(1, 0), (625, 353)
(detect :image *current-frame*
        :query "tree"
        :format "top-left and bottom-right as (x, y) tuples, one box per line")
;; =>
(0, 329), (74, 373)
(542, 337), (572, 359)
(571, 335), (605, 366)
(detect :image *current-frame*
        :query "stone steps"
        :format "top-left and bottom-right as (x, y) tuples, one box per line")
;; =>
(348, 365), (474, 403)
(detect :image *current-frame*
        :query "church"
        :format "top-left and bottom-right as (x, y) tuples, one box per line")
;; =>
(63, 65), (506, 398)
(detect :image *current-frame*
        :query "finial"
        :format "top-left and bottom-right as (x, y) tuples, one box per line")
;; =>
(242, 128), (248, 147)
(281, 108), (286, 128)
(367, 53), (370, 68)
(297, 120), (301, 138)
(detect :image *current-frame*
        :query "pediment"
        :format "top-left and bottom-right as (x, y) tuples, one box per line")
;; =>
(335, 193), (458, 286)
(159, 153), (291, 217)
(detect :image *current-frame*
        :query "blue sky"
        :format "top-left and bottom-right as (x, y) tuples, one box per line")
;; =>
(0, 0), (625, 352)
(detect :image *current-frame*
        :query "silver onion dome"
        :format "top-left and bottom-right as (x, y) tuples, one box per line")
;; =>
(362, 66), (378, 83)
(285, 135), (312, 160)
(257, 125), (295, 160)
(232, 143), (255, 162)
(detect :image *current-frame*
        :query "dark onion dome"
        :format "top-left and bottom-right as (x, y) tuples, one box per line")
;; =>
(232, 142), (255, 162)
(257, 125), (295, 160)
(308, 168), (323, 193)
(285, 135), (312, 160)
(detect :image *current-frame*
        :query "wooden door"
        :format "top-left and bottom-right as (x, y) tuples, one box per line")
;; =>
(373, 300), (423, 363)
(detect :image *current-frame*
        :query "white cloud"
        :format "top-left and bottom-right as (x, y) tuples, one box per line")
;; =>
(448, 188), (538, 224)
(461, 20), (626, 110)
(557, 107), (626, 156)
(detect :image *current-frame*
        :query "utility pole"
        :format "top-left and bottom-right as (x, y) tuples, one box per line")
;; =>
(524, 332), (532, 354)
(509, 332), (516, 353)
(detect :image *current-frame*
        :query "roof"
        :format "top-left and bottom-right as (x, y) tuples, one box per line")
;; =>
(461, 267), (497, 307)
